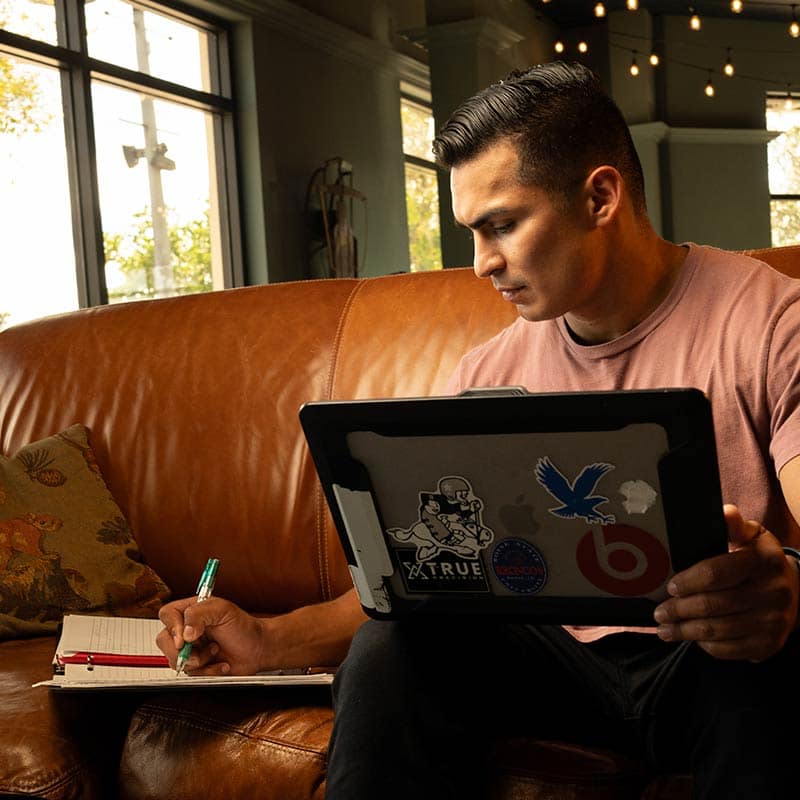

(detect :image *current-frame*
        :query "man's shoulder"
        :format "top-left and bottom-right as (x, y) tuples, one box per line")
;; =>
(692, 243), (796, 283)
(687, 243), (800, 304)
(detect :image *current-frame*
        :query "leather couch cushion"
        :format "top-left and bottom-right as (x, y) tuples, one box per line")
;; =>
(119, 688), (334, 800)
(0, 636), (139, 799)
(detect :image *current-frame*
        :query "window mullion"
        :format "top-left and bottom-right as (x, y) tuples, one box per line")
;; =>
(59, 0), (107, 307)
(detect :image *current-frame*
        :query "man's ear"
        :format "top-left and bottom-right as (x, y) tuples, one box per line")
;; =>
(583, 165), (623, 227)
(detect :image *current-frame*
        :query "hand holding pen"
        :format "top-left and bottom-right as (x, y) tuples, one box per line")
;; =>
(175, 557), (219, 676)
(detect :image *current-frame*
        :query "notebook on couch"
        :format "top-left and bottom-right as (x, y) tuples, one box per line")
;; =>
(299, 387), (728, 625)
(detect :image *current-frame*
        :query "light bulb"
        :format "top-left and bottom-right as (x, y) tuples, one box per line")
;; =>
(705, 78), (715, 97)
(689, 8), (702, 30)
(578, 41), (589, 53)
(627, 0), (639, 10)
(724, 51), (734, 77)
(554, 40), (565, 53)
(731, 0), (743, 13)
(594, 3), (606, 18)
(791, 20), (800, 38)
(649, 52), (660, 67)
(630, 57), (640, 77)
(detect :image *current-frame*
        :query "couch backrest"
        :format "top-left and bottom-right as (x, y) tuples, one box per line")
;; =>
(1, 245), (798, 611)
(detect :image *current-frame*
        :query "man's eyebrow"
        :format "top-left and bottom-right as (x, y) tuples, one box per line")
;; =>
(455, 207), (514, 230)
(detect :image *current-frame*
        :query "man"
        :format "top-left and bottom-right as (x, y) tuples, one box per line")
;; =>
(158, 62), (800, 798)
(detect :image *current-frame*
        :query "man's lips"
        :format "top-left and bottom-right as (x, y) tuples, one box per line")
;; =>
(495, 284), (526, 302)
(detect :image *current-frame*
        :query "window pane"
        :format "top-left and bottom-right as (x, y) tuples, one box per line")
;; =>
(1, 0), (57, 46)
(86, 0), (212, 92)
(0, 56), (78, 330)
(401, 98), (435, 161)
(766, 103), (800, 195)
(770, 199), (800, 247)
(405, 163), (442, 272)
(92, 80), (223, 301)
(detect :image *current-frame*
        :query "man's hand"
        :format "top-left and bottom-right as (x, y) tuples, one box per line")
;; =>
(653, 504), (800, 662)
(156, 587), (368, 676)
(157, 596), (270, 676)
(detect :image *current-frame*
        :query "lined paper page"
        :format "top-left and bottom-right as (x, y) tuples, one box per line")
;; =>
(36, 666), (334, 689)
(63, 664), (175, 682)
(58, 615), (163, 656)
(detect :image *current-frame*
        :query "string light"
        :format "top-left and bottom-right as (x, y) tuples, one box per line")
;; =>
(594, 3), (606, 18)
(723, 48), (735, 77)
(578, 40), (589, 53)
(705, 72), (715, 97)
(630, 52), (640, 76)
(649, 50), (660, 67)
(689, 7), (702, 31)
(791, 6), (800, 38)
(554, 39), (565, 54)
(730, 0), (743, 13)
(626, 0), (639, 10)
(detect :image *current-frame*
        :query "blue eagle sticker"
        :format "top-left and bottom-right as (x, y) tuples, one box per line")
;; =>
(534, 457), (616, 525)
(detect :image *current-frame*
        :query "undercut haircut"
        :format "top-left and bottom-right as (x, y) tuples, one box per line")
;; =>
(432, 61), (647, 215)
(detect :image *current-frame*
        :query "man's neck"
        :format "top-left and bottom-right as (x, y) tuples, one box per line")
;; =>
(564, 234), (689, 345)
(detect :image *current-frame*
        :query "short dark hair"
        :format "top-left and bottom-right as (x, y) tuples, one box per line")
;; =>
(432, 61), (647, 214)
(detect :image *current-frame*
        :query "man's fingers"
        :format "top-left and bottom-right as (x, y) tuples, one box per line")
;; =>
(724, 503), (766, 549)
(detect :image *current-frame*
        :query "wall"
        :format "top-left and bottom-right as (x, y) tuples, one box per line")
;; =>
(190, 0), (427, 283)
(188, 1), (795, 281)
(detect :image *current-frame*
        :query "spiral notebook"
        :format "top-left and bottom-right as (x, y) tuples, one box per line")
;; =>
(299, 387), (728, 625)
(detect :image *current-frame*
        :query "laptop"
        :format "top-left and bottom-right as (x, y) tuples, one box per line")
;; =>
(299, 387), (728, 625)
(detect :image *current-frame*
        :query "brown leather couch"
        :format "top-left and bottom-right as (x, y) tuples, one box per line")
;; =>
(2, 245), (799, 800)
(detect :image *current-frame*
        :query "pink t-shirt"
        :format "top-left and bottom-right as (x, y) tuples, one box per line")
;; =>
(445, 243), (800, 641)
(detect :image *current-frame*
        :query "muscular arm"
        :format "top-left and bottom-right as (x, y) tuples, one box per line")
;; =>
(259, 587), (368, 670)
(157, 587), (367, 676)
(778, 454), (800, 550)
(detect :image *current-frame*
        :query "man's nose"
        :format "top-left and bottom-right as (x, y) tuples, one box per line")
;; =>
(473, 238), (504, 279)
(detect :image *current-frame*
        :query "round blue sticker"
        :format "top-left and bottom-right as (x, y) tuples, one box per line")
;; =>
(491, 538), (548, 594)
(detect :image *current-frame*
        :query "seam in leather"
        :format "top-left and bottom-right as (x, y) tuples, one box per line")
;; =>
(0, 758), (96, 795)
(313, 279), (368, 602)
(133, 707), (329, 759)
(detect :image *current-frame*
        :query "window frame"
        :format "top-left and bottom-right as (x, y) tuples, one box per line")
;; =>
(766, 91), (800, 248)
(400, 81), (443, 272)
(0, 0), (242, 308)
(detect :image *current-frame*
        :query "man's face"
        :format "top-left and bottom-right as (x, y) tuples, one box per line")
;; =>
(450, 138), (606, 325)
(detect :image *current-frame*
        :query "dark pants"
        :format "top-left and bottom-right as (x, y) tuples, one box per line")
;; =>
(326, 619), (800, 799)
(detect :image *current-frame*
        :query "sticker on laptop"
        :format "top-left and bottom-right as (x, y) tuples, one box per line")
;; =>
(619, 480), (658, 514)
(395, 547), (491, 594)
(491, 538), (548, 594)
(387, 475), (494, 562)
(534, 457), (616, 525)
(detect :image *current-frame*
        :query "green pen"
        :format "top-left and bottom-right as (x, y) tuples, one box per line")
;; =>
(175, 557), (219, 676)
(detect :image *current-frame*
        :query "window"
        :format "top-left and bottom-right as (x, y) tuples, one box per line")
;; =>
(0, 0), (241, 331)
(400, 81), (442, 272)
(766, 93), (800, 247)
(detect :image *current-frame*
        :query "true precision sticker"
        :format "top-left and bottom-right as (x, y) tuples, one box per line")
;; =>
(491, 538), (548, 594)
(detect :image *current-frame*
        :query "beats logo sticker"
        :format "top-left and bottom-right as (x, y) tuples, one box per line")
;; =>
(576, 524), (670, 596)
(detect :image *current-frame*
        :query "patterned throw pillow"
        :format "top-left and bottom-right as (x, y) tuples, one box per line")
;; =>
(0, 424), (170, 640)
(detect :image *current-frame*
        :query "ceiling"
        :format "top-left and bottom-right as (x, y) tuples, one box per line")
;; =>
(530, 1), (800, 27)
